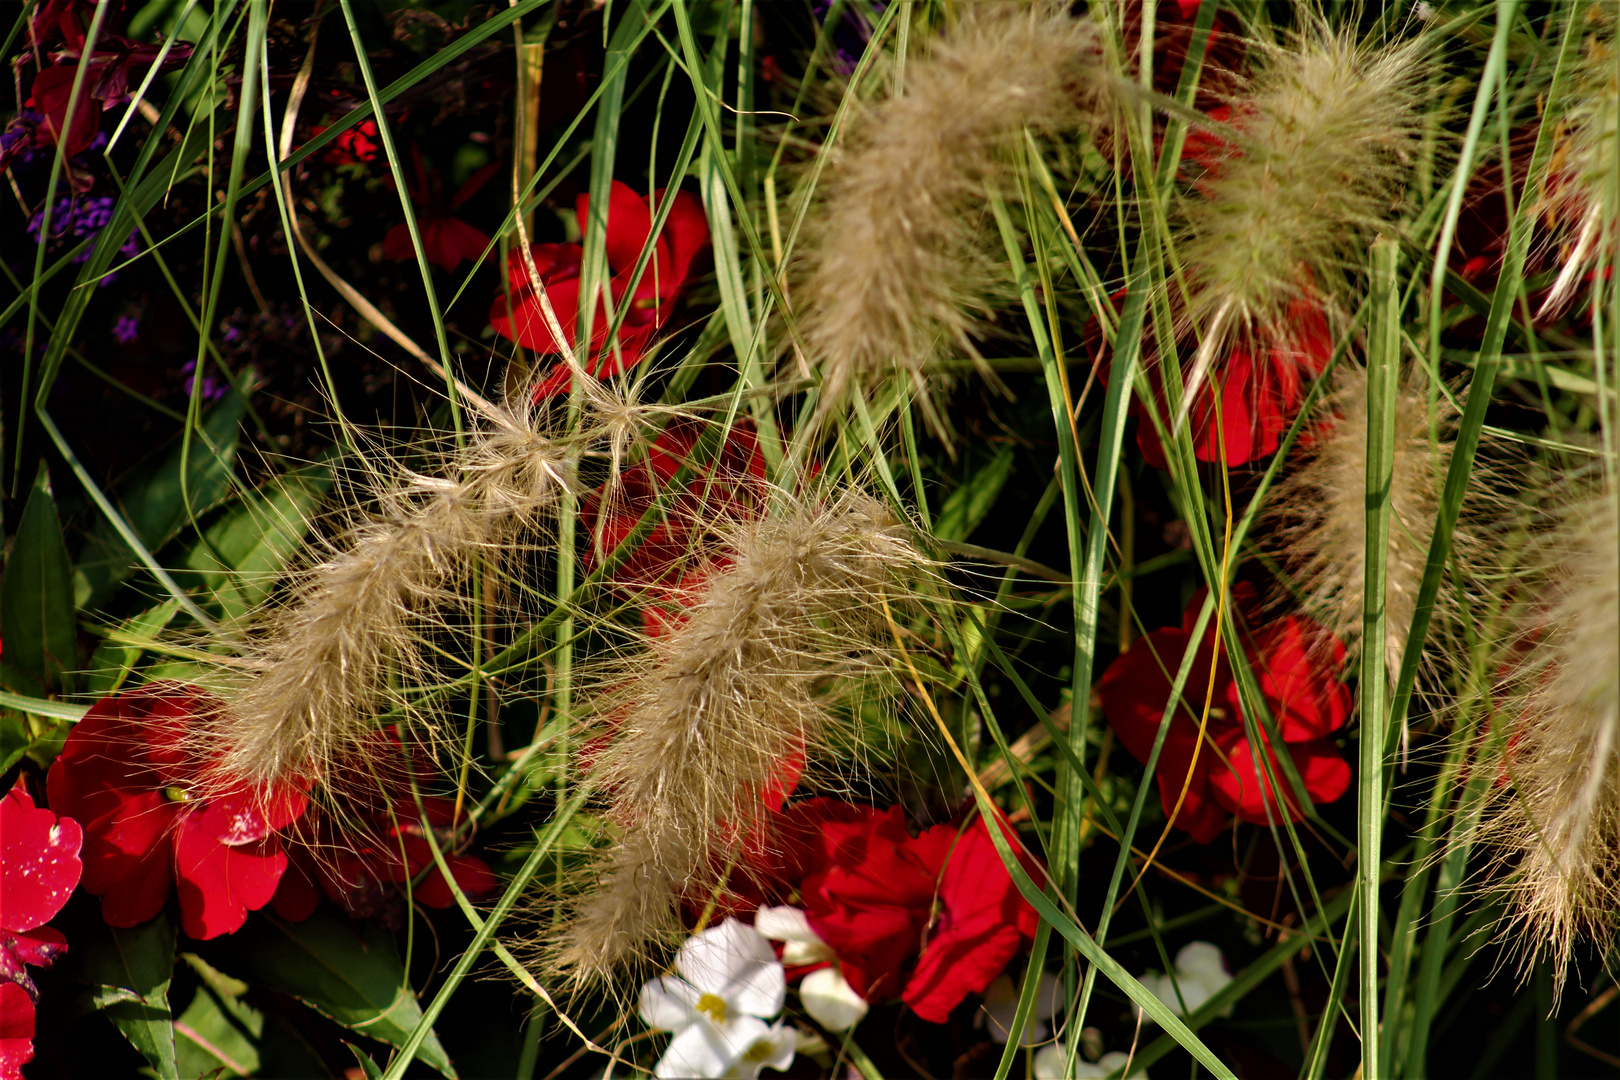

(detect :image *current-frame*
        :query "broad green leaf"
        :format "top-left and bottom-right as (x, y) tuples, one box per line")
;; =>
(85, 599), (183, 696)
(75, 914), (179, 1080)
(1, 463), (79, 694)
(180, 462), (332, 622)
(74, 391), (245, 611)
(349, 1045), (386, 1080)
(932, 443), (1017, 544)
(212, 911), (455, 1078)
(174, 954), (262, 1079)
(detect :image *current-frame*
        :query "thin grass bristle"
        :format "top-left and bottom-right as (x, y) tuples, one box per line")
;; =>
(1482, 476), (1620, 991)
(793, 1), (1107, 437)
(548, 484), (930, 985)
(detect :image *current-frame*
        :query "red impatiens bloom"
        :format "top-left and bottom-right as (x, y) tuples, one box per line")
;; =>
(46, 685), (308, 940)
(0, 781), (82, 1078)
(781, 799), (1041, 1023)
(269, 734), (496, 927)
(582, 416), (768, 633)
(490, 180), (709, 396)
(1097, 584), (1353, 844)
(382, 145), (499, 273)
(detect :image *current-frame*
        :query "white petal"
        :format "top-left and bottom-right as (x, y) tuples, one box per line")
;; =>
(641, 977), (701, 1033)
(799, 967), (869, 1032)
(1174, 942), (1227, 981)
(657, 1021), (735, 1079)
(1099, 1050), (1151, 1078)
(754, 906), (821, 944)
(721, 1021), (797, 1078)
(781, 939), (835, 966)
(679, 919), (784, 1018)
(982, 971), (1063, 1045)
(1033, 1043), (1073, 1080)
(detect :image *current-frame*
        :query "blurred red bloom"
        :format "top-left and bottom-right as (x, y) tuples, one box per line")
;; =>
(490, 181), (708, 396)
(269, 734), (496, 927)
(308, 118), (380, 166)
(18, 6), (192, 159)
(0, 781), (82, 1077)
(382, 145), (498, 273)
(582, 416), (768, 634)
(781, 800), (1041, 1022)
(46, 685), (308, 940)
(1096, 584), (1353, 844)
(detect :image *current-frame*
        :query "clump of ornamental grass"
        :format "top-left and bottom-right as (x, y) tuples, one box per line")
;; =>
(1540, 4), (1619, 315)
(548, 484), (932, 985)
(793, 1), (1108, 438)
(1266, 363), (1469, 676)
(1173, 25), (1430, 413)
(205, 392), (610, 789)
(1480, 472), (1620, 991)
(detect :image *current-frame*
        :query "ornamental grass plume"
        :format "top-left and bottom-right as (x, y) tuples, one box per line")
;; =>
(210, 394), (595, 788)
(1482, 474), (1620, 989)
(1266, 363), (1462, 675)
(793, 1), (1106, 436)
(551, 485), (931, 984)
(1173, 26), (1429, 415)
(1541, 4), (1619, 315)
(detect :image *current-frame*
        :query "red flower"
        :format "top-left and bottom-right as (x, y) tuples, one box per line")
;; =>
(0, 781), (82, 1077)
(783, 800), (1041, 1022)
(583, 416), (768, 633)
(489, 180), (708, 396)
(46, 685), (308, 940)
(1096, 584), (1353, 844)
(382, 146), (498, 273)
(269, 735), (496, 927)
(18, 9), (193, 159)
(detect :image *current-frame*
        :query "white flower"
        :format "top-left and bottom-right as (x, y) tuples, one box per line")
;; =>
(799, 967), (869, 1032)
(979, 971), (1064, 1046)
(1138, 941), (1233, 1023)
(639, 919), (795, 1080)
(754, 906), (834, 966)
(1034, 1044), (1151, 1079)
(754, 905), (868, 1032)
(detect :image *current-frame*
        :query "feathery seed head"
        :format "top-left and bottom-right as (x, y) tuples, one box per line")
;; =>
(1266, 363), (1461, 675)
(1175, 27), (1430, 399)
(1481, 474), (1620, 991)
(794, 2), (1109, 437)
(547, 484), (934, 986)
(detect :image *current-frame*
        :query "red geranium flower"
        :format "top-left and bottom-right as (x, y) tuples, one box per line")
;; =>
(0, 780), (82, 1078)
(46, 685), (308, 940)
(782, 800), (1041, 1022)
(382, 145), (498, 273)
(1096, 584), (1353, 844)
(490, 180), (708, 396)
(269, 734), (496, 927)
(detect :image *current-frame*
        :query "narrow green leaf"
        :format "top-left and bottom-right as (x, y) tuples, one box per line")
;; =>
(1, 463), (80, 694)
(212, 910), (455, 1079)
(84, 599), (184, 697)
(75, 914), (180, 1080)
(933, 444), (1016, 544)
(73, 391), (244, 611)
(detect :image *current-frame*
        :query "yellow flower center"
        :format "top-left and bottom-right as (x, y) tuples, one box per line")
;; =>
(695, 993), (728, 1025)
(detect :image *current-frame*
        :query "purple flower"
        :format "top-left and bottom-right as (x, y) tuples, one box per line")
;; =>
(74, 197), (115, 236)
(27, 199), (75, 244)
(813, 0), (884, 73)
(179, 360), (227, 403)
(112, 315), (140, 343)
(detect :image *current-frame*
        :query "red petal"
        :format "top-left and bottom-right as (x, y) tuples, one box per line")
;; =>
(0, 783), (82, 934)
(26, 65), (102, 155)
(0, 981), (35, 1073)
(381, 222), (416, 263)
(652, 188), (710, 284)
(172, 815), (287, 940)
(412, 855), (497, 909)
(1206, 733), (1351, 824)
(269, 845), (321, 922)
(3, 927), (67, 972)
(1247, 617), (1351, 742)
(492, 276), (582, 353)
(578, 181), (654, 274)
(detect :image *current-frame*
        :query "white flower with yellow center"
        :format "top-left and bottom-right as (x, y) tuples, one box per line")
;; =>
(755, 905), (869, 1033)
(639, 919), (796, 1079)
